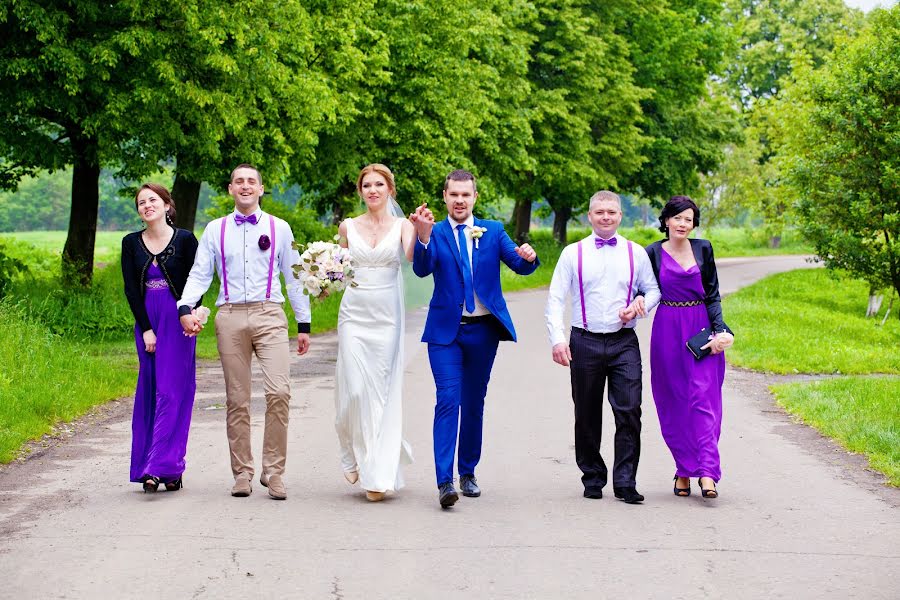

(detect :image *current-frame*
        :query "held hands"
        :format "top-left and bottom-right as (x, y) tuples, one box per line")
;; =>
(552, 342), (572, 367)
(142, 330), (157, 353)
(409, 203), (435, 244)
(618, 297), (646, 323)
(516, 243), (537, 263)
(179, 310), (203, 337)
(701, 331), (734, 355)
(297, 333), (310, 355)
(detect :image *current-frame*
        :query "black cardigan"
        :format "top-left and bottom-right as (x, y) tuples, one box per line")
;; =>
(644, 238), (731, 334)
(121, 227), (200, 333)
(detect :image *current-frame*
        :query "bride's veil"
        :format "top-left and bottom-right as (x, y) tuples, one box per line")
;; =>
(388, 195), (433, 323)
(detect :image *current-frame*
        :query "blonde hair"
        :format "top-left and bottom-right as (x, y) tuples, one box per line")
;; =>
(356, 163), (396, 198)
(589, 190), (622, 211)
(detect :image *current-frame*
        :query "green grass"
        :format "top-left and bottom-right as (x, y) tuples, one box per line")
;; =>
(771, 377), (900, 486)
(0, 302), (136, 462)
(723, 269), (900, 374)
(0, 231), (128, 266)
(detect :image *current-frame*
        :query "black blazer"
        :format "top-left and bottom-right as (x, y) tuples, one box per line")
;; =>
(121, 227), (200, 333)
(644, 238), (731, 334)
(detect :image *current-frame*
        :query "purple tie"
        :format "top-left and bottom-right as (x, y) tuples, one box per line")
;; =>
(234, 213), (258, 226)
(595, 236), (617, 248)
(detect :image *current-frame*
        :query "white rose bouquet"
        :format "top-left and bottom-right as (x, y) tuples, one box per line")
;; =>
(291, 238), (358, 300)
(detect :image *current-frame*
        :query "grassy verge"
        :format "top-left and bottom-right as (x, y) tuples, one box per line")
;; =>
(0, 302), (136, 462)
(723, 269), (899, 374)
(725, 268), (899, 486)
(771, 378), (900, 486)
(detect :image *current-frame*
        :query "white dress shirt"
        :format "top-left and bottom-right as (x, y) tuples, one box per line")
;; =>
(447, 215), (491, 317)
(545, 232), (660, 346)
(178, 209), (311, 325)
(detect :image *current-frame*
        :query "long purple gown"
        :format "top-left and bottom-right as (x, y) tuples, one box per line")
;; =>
(650, 249), (726, 482)
(130, 263), (197, 483)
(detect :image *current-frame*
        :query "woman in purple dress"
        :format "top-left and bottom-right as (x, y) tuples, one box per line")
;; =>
(645, 197), (734, 499)
(121, 183), (199, 493)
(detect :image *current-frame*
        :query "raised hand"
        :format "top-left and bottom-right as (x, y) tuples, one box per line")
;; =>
(410, 202), (435, 244)
(515, 243), (537, 263)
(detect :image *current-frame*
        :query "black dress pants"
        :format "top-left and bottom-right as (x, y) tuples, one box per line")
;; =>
(569, 326), (642, 491)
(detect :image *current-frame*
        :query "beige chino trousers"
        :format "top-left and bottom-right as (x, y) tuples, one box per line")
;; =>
(215, 302), (292, 480)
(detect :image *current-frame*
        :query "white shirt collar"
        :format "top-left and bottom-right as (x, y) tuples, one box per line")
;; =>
(448, 215), (475, 229)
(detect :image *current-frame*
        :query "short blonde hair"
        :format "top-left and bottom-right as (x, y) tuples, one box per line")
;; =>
(589, 190), (622, 211)
(356, 163), (396, 198)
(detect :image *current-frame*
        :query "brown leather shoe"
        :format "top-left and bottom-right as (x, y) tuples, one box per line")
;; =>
(231, 473), (252, 497)
(261, 473), (286, 500)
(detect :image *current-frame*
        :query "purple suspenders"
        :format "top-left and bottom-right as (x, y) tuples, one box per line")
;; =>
(576, 238), (634, 330)
(219, 214), (276, 304)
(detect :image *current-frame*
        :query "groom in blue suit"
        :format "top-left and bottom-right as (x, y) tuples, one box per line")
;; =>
(411, 169), (539, 508)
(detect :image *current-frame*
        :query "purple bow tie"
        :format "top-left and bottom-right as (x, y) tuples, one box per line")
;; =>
(234, 213), (258, 226)
(595, 236), (617, 248)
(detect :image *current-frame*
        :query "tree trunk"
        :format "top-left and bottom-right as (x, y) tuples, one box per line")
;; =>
(172, 173), (202, 232)
(768, 235), (781, 249)
(331, 179), (356, 225)
(62, 130), (100, 287)
(512, 198), (532, 243)
(552, 205), (572, 246)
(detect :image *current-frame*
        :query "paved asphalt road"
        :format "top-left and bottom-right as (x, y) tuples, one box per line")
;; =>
(0, 255), (897, 599)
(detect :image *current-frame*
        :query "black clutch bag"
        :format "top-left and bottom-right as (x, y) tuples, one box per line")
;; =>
(686, 328), (715, 359)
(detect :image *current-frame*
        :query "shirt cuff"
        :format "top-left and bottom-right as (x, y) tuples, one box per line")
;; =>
(297, 322), (311, 334)
(178, 305), (193, 317)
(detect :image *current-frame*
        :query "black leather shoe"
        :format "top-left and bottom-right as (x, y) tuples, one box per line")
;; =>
(583, 487), (603, 499)
(438, 482), (459, 508)
(613, 487), (644, 504)
(459, 475), (481, 497)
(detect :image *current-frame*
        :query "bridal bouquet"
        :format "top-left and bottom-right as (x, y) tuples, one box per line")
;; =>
(292, 238), (358, 300)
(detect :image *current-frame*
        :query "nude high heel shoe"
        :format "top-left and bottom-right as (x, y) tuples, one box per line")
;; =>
(365, 490), (385, 502)
(344, 471), (359, 484)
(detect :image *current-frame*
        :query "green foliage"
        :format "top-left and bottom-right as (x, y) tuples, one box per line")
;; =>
(724, 0), (865, 109)
(0, 240), (28, 298)
(723, 269), (900, 374)
(712, 0), (866, 241)
(621, 2), (741, 202)
(772, 377), (900, 486)
(780, 6), (900, 300)
(0, 300), (135, 462)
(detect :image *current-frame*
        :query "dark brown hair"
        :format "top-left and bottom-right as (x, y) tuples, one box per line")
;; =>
(658, 195), (700, 234)
(135, 183), (176, 222)
(230, 163), (263, 186)
(444, 169), (477, 193)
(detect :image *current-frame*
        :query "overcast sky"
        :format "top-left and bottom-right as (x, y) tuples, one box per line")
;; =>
(844, 0), (895, 11)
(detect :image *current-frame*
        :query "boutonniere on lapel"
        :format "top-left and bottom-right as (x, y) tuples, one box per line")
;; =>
(258, 234), (271, 251)
(467, 225), (487, 249)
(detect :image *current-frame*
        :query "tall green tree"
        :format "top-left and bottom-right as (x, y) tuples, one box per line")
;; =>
(0, 1), (149, 284)
(300, 0), (535, 224)
(619, 1), (740, 206)
(714, 0), (866, 246)
(516, 0), (646, 244)
(781, 7), (900, 307)
(112, 0), (385, 231)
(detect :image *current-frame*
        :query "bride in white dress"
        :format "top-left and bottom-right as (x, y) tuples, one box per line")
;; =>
(335, 164), (415, 501)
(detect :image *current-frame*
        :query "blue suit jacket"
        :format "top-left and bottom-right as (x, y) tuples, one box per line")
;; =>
(413, 218), (540, 345)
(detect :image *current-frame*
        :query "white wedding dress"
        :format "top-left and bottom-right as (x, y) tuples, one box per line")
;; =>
(335, 218), (413, 492)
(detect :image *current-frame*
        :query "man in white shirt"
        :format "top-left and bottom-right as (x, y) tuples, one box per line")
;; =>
(178, 164), (311, 500)
(545, 190), (660, 504)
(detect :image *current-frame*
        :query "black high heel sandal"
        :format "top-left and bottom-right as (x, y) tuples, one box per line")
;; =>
(699, 478), (718, 498)
(164, 478), (183, 492)
(673, 476), (691, 497)
(142, 475), (160, 493)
